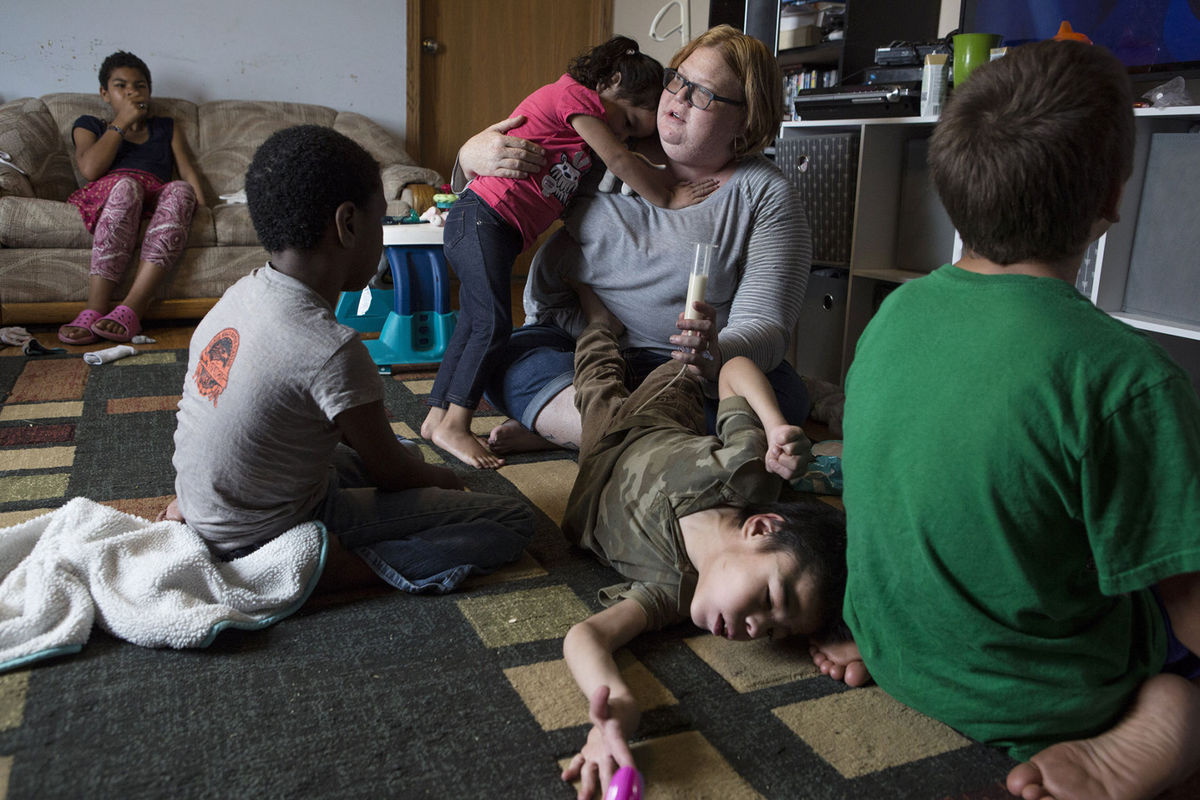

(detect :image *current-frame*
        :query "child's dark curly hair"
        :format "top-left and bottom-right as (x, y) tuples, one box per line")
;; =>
(245, 125), (381, 253)
(567, 35), (663, 110)
(99, 51), (151, 90)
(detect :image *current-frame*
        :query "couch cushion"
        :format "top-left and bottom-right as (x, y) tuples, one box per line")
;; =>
(0, 196), (215, 249)
(197, 100), (341, 196)
(212, 203), (257, 247)
(0, 197), (92, 248)
(0, 98), (79, 202)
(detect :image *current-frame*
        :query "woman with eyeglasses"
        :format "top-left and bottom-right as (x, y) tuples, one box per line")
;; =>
(452, 25), (813, 458)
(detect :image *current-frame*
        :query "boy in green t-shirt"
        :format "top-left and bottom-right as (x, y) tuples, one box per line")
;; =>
(811, 40), (1200, 800)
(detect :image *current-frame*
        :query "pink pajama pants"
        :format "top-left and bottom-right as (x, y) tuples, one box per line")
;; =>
(78, 172), (197, 282)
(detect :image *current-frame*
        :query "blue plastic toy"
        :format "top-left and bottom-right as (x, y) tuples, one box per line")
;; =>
(366, 246), (455, 368)
(335, 242), (456, 369)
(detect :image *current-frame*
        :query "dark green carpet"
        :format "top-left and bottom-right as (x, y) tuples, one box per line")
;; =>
(0, 343), (1016, 799)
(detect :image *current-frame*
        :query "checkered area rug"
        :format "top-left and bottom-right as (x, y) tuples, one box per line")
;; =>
(0, 341), (1016, 799)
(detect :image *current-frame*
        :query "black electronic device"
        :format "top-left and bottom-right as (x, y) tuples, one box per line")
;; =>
(874, 44), (921, 65)
(793, 84), (920, 121)
(865, 66), (923, 85)
(874, 42), (950, 67)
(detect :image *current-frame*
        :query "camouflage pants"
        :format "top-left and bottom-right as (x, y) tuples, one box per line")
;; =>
(572, 322), (706, 463)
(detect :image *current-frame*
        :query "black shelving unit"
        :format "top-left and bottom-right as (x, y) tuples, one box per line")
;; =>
(737, 0), (942, 86)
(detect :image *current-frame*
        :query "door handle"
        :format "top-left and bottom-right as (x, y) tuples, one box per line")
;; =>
(421, 38), (441, 55)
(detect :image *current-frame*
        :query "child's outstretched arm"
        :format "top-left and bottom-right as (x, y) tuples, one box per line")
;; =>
(718, 356), (812, 480)
(336, 400), (464, 491)
(562, 598), (648, 799)
(570, 114), (717, 209)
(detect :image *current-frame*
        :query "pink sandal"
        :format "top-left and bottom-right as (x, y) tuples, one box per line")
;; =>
(91, 304), (142, 343)
(58, 309), (103, 345)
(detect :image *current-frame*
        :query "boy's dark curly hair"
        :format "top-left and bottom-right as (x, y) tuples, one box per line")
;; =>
(743, 498), (850, 641)
(99, 51), (151, 90)
(245, 125), (381, 253)
(567, 35), (663, 110)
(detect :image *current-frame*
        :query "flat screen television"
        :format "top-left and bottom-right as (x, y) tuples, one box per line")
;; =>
(959, 0), (1200, 80)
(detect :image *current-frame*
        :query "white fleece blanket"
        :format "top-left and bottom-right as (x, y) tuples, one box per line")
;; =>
(0, 498), (326, 671)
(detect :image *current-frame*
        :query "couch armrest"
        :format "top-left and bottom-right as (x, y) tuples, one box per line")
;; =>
(0, 167), (34, 199)
(0, 97), (80, 202)
(381, 164), (444, 202)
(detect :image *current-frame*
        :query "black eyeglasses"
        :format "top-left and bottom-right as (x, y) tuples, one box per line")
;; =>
(663, 68), (747, 110)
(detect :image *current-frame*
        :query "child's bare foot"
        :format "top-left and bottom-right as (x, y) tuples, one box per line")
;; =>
(487, 418), (560, 455)
(420, 406), (445, 441)
(431, 421), (504, 469)
(809, 639), (871, 687)
(1006, 673), (1200, 800)
(155, 497), (185, 523)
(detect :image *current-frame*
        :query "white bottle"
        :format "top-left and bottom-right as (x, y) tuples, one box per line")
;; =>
(685, 243), (715, 319)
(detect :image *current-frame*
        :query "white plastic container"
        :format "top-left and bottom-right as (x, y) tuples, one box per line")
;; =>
(920, 53), (948, 117)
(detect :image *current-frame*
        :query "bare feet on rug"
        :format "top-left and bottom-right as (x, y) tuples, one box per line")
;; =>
(425, 404), (504, 469)
(432, 426), (504, 469)
(420, 406), (444, 441)
(809, 638), (871, 687)
(1006, 673), (1200, 800)
(155, 497), (185, 523)
(487, 418), (561, 455)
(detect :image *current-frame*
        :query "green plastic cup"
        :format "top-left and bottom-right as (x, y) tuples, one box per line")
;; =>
(953, 33), (1002, 86)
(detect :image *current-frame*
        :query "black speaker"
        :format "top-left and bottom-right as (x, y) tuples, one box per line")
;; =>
(776, 133), (860, 267)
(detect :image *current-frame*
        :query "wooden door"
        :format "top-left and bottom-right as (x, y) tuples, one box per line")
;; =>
(407, 0), (612, 187)
(407, 0), (612, 316)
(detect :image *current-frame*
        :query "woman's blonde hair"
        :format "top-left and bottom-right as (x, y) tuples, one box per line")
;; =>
(670, 25), (783, 159)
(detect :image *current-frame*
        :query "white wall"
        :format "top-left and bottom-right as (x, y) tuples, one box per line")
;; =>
(0, 0), (408, 140)
(612, 0), (711, 66)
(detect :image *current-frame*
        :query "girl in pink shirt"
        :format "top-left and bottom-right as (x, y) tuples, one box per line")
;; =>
(422, 36), (715, 468)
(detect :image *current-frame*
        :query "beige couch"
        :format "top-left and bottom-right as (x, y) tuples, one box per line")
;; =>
(0, 94), (442, 324)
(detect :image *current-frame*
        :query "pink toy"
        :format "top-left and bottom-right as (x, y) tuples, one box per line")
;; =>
(605, 766), (643, 800)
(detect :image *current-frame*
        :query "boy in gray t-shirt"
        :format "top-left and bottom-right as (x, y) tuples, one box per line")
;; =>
(169, 125), (533, 592)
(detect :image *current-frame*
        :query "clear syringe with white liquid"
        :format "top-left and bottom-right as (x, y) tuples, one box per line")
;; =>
(685, 243), (716, 320)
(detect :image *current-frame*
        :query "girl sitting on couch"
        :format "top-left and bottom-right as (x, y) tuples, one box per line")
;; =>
(58, 50), (205, 345)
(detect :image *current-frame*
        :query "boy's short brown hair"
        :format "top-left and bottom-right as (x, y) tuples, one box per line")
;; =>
(929, 40), (1134, 265)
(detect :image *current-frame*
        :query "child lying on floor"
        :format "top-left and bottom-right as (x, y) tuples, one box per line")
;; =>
(558, 285), (847, 799)
(166, 124), (533, 592)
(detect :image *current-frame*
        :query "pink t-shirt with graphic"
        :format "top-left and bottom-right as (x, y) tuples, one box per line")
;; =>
(468, 74), (607, 249)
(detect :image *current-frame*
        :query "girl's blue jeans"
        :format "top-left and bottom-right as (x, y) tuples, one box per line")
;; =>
(427, 190), (524, 411)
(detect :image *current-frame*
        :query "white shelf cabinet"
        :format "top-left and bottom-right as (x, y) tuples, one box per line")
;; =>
(780, 106), (1200, 385)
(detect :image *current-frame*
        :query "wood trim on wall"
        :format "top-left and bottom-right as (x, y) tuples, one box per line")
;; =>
(405, 0), (422, 161)
(2, 299), (220, 326)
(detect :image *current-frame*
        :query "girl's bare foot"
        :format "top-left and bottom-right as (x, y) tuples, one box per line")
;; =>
(431, 422), (504, 469)
(1006, 673), (1200, 800)
(487, 418), (560, 455)
(420, 406), (445, 441)
(809, 638), (871, 687)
